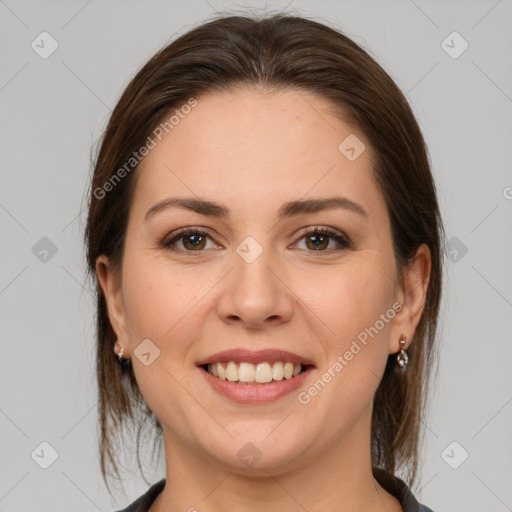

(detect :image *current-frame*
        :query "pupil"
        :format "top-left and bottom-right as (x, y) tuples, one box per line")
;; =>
(186, 234), (204, 249)
(309, 234), (326, 250)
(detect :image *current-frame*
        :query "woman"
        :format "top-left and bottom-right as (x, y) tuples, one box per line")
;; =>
(85, 12), (444, 512)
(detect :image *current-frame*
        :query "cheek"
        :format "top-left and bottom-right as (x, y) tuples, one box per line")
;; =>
(119, 256), (211, 429)
(121, 253), (207, 339)
(300, 260), (394, 343)
(293, 256), (395, 405)
(291, 268), (394, 431)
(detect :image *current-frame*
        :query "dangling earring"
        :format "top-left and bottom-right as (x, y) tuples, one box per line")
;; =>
(396, 335), (409, 369)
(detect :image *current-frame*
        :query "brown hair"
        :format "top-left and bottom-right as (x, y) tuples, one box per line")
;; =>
(83, 11), (445, 497)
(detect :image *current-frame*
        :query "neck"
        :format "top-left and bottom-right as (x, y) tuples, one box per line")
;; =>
(150, 410), (402, 512)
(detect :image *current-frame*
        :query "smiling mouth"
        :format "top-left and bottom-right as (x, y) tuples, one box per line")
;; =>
(201, 361), (312, 385)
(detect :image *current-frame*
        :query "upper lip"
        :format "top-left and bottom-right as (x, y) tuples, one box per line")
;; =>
(195, 348), (316, 367)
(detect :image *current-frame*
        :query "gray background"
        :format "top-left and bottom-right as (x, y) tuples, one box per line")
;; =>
(1, 0), (511, 511)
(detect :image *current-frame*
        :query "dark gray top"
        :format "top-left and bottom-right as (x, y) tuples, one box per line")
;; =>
(115, 467), (434, 512)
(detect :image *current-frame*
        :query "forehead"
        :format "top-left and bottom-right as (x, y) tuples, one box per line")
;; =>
(131, 87), (386, 223)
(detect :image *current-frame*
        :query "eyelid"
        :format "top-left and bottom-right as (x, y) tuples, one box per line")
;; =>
(291, 225), (352, 250)
(161, 226), (222, 250)
(162, 224), (352, 253)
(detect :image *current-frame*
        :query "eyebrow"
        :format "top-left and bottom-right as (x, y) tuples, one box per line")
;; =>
(143, 196), (368, 222)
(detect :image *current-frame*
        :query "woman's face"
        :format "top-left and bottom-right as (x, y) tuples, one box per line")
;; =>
(97, 87), (428, 474)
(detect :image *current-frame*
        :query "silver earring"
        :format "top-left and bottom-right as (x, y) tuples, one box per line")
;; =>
(114, 339), (124, 360)
(114, 339), (130, 371)
(396, 335), (409, 369)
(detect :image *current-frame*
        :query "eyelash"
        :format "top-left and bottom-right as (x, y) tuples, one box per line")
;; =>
(161, 226), (352, 254)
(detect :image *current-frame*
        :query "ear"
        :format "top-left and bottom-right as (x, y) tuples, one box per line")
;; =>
(390, 243), (431, 353)
(95, 254), (130, 357)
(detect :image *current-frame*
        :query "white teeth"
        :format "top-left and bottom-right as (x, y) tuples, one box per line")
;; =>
(255, 362), (273, 383)
(272, 361), (284, 381)
(283, 362), (294, 379)
(226, 361), (238, 381)
(217, 362), (226, 380)
(238, 362), (255, 382)
(207, 361), (306, 383)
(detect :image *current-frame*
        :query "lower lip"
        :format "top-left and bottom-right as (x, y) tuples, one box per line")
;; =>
(199, 366), (314, 403)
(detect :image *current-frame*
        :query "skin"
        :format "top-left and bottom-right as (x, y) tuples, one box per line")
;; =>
(96, 87), (431, 512)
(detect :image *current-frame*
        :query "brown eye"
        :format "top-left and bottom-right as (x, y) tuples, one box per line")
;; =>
(304, 233), (330, 251)
(181, 233), (207, 250)
(162, 229), (218, 252)
(295, 227), (351, 252)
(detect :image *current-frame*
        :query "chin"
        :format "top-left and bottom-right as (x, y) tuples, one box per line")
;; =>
(203, 429), (312, 475)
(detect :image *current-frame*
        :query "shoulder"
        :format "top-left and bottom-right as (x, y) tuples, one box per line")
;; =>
(372, 466), (435, 512)
(112, 472), (436, 512)
(113, 479), (166, 512)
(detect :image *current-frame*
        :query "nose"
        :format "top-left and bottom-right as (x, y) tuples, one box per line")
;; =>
(216, 248), (294, 330)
